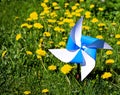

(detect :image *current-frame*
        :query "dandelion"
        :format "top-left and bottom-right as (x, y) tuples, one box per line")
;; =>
(48, 19), (56, 23)
(26, 51), (33, 55)
(85, 11), (91, 18)
(111, 22), (116, 26)
(43, 32), (51, 37)
(42, 89), (49, 93)
(116, 41), (120, 45)
(44, 0), (48, 3)
(115, 34), (120, 38)
(33, 23), (43, 29)
(21, 23), (32, 29)
(106, 50), (113, 55)
(80, 0), (84, 2)
(30, 11), (38, 20)
(98, 7), (104, 11)
(91, 18), (99, 23)
(69, 22), (75, 27)
(99, 28), (103, 31)
(49, 41), (54, 44)
(26, 17), (32, 21)
(82, 26), (90, 30)
(61, 64), (73, 74)
(105, 59), (115, 64)
(72, 6), (77, 10)
(96, 35), (103, 39)
(23, 91), (31, 95)
(2, 50), (7, 57)
(36, 49), (46, 56)
(52, 2), (58, 6)
(16, 33), (21, 41)
(48, 65), (57, 71)
(98, 23), (106, 27)
(64, 3), (69, 8)
(59, 41), (66, 47)
(41, 3), (47, 7)
(90, 4), (95, 9)
(101, 72), (112, 79)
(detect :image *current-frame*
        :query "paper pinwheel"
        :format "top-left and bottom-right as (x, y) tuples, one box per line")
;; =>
(49, 17), (112, 81)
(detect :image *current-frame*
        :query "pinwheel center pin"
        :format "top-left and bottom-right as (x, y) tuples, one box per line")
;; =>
(81, 45), (87, 50)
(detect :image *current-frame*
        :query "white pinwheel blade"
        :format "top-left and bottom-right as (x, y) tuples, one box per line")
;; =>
(81, 50), (95, 81)
(70, 17), (83, 47)
(49, 49), (79, 63)
(103, 42), (113, 49)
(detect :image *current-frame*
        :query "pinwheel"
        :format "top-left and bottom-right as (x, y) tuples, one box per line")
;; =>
(49, 17), (112, 81)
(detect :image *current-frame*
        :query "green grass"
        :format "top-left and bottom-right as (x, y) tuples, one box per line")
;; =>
(0, 0), (120, 95)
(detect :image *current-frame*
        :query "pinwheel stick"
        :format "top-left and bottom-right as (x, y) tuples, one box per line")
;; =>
(76, 64), (80, 80)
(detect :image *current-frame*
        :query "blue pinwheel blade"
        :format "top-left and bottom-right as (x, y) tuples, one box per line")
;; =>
(66, 36), (79, 50)
(81, 36), (112, 49)
(84, 47), (97, 60)
(70, 50), (85, 65)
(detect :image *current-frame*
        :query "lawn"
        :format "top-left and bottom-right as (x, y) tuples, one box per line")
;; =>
(0, 0), (120, 95)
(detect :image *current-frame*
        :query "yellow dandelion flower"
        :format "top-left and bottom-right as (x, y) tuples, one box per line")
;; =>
(48, 19), (56, 23)
(26, 17), (32, 21)
(33, 23), (43, 29)
(116, 41), (120, 45)
(76, 8), (84, 13)
(41, 3), (47, 7)
(105, 59), (114, 64)
(42, 89), (49, 93)
(57, 21), (64, 25)
(16, 34), (21, 41)
(75, 13), (81, 17)
(72, 6), (77, 10)
(62, 37), (67, 40)
(111, 22), (116, 26)
(26, 51), (33, 55)
(43, 32), (51, 37)
(52, 2), (58, 6)
(54, 26), (61, 31)
(21, 23), (29, 28)
(59, 41), (66, 47)
(64, 3), (69, 8)
(44, 0), (48, 3)
(101, 72), (112, 79)
(69, 22), (75, 27)
(23, 91), (31, 95)
(48, 65), (57, 71)
(98, 23), (106, 27)
(49, 41), (54, 44)
(106, 50), (113, 55)
(36, 49), (46, 56)
(61, 64), (73, 74)
(80, 0), (84, 2)
(54, 6), (60, 9)
(96, 35), (103, 39)
(115, 34), (120, 38)
(98, 7), (104, 11)
(82, 26), (90, 30)
(91, 18), (99, 23)
(99, 28), (103, 31)
(27, 25), (32, 29)
(2, 50), (7, 57)
(21, 23), (32, 29)
(30, 11), (38, 20)
(90, 4), (95, 8)
(75, 3), (80, 6)
(37, 55), (42, 59)
(85, 11), (91, 18)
